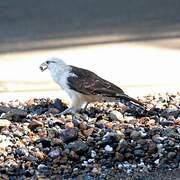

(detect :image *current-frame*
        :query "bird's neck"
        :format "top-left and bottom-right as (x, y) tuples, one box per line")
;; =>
(50, 65), (71, 89)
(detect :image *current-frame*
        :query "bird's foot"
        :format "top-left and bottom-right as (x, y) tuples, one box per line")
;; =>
(55, 107), (76, 117)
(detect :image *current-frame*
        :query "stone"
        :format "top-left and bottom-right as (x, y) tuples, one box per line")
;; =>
(91, 150), (96, 158)
(48, 149), (61, 159)
(115, 152), (124, 161)
(28, 119), (43, 129)
(37, 164), (49, 173)
(130, 130), (141, 140)
(53, 98), (67, 112)
(0, 119), (11, 129)
(109, 110), (123, 121)
(105, 145), (113, 152)
(134, 149), (145, 157)
(65, 140), (88, 154)
(65, 122), (74, 129)
(82, 128), (94, 137)
(61, 128), (78, 143)
(167, 152), (176, 159)
(147, 142), (157, 154)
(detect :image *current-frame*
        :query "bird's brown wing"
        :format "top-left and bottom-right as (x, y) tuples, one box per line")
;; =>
(68, 66), (124, 96)
(68, 66), (144, 106)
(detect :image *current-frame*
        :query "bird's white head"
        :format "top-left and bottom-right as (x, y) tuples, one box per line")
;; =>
(40, 57), (71, 85)
(40, 57), (67, 72)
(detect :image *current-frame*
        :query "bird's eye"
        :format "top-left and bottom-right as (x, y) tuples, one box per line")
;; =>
(46, 61), (55, 64)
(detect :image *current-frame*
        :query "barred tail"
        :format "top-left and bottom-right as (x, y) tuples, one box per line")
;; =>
(118, 95), (147, 115)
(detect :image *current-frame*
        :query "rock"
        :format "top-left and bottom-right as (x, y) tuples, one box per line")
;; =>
(0, 106), (27, 121)
(82, 128), (94, 137)
(48, 108), (60, 114)
(105, 145), (113, 152)
(53, 98), (67, 112)
(36, 139), (51, 148)
(91, 150), (96, 158)
(65, 122), (74, 129)
(37, 164), (49, 173)
(31, 151), (46, 160)
(160, 119), (174, 126)
(130, 130), (141, 140)
(48, 149), (61, 159)
(134, 149), (145, 157)
(69, 151), (79, 160)
(115, 152), (124, 161)
(0, 135), (12, 149)
(102, 132), (120, 146)
(105, 122), (113, 128)
(28, 119), (43, 129)
(124, 153), (134, 160)
(175, 119), (180, 125)
(167, 152), (176, 159)
(65, 140), (88, 154)
(0, 119), (11, 128)
(148, 119), (156, 126)
(147, 142), (157, 154)
(15, 148), (28, 157)
(61, 128), (78, 143)
(92, 167), (101, 174)
(109, 110), (123, 122)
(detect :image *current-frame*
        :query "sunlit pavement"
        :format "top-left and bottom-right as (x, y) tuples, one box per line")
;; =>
(0, 41), (180, 102)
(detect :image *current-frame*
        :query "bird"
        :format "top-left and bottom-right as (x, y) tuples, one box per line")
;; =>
(40, 57), (146, 115)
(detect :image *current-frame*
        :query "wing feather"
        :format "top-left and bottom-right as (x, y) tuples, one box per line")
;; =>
(67, 66), (143, 106)
(68, 66), (124, 96)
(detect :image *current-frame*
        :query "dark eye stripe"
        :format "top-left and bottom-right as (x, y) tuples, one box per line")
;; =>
(46, 61), (55, 64)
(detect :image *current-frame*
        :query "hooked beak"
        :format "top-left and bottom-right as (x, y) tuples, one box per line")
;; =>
(39, 62), (48, 72)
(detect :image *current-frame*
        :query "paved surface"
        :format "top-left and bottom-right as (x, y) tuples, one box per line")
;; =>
(0, 42), (180, 102)
(1, 0), (180, 52)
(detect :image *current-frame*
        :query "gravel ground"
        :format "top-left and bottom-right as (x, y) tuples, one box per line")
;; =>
(0, 93), (179, 179)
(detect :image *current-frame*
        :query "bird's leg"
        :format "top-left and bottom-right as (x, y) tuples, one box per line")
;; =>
(55, 107), (76, 116)
(79, 102), (89, 113)
(83, 102), (89, 111)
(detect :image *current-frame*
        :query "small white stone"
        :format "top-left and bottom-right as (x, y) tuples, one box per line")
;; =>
(88, 159), (94, 163)
(140, 131), (147, 137)
(73, 168), (78, 172)
(0, 119), (11, 128)
(91, 150), (96, 158)
(104, 145), (113, 152)
(109, 110), (123, 122)
(0, 113), (6, 118)
(154, 159), (160, 164)
(157, 144), (163, 153)
(82, 161), (88, 167)
(118, 164), (123, 169)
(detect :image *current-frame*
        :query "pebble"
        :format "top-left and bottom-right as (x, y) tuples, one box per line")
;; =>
(0, 93), (179, 178)
(48, 149), (61, 158)
(61, 128), (78, 143)
(104, 145), (113, 152)
(134, 149), (145, 157)
(37, 164), (49, 173)
(28, 119), (43, 129)
(109, 110), (123, 122)
(82, 127), (94, 137)
(65, 121), (74, 129)
(130, 130), (141, 140)
(0, 119), (11, 129)
(65, 140), (88, 154)
(91, 150), (96, 158)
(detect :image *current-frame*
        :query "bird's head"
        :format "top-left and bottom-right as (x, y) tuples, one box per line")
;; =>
(40, 57), (67, 72)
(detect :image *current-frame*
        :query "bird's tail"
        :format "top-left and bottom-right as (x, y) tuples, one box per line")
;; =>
(118, 94), (147, 115)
